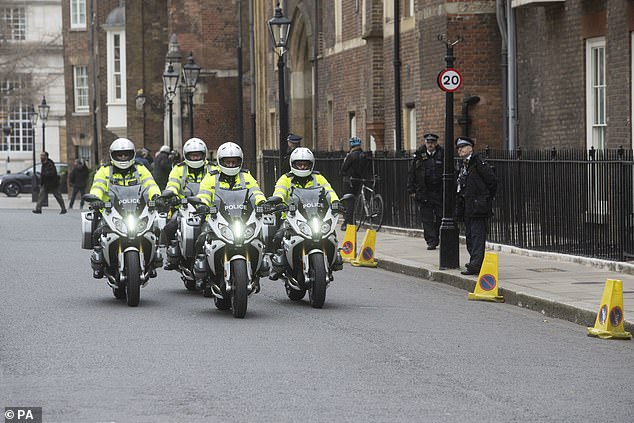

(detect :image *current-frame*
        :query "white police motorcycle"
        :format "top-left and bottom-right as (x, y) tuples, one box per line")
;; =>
(188, 187), (267, 318)
(82, 186), (162, 307)
(270, 187), (343, 308)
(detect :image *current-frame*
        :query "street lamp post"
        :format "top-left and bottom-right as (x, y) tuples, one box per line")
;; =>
(182, 52), (201, 139)
(38, 96), (50, 152)
(267, 3), (292, 178)
(163, 62), (180, 152)
(29, 105), (38, 202)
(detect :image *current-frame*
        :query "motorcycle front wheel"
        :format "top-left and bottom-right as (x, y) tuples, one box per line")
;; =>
(125, 250), (141, 307)
(308, 253), (327, 308)
(231, 259), (248, 318)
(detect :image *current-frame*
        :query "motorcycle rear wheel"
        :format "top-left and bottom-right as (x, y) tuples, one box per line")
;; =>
(286, 285), (306, 301)
(308, 253), (327, 308)
(231, 259), (248, 318)
(125, 251), (141, 307)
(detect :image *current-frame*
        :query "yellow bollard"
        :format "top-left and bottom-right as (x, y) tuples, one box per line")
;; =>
(468, 252), (504, 302)
(351, 229), (378, 268)
(587, 279), (632, 340)
(340, 224), (357, 263)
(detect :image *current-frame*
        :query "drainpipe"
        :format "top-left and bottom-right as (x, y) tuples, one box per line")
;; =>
(459, 95), (480, 137)
(506, 0), (517, 150)
(496, 0), (508, 149)
(248, 0), (256, 172)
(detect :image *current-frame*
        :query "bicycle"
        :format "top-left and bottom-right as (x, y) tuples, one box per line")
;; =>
(351, 175), (384, 232)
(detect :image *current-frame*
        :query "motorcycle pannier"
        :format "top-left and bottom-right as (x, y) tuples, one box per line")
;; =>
(81, 211), (97, 249)
(182, 218), (202, 258)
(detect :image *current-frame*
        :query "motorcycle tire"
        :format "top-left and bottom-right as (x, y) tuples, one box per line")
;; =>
(230, 259), (248, 318)
(125, 250), (141, 307)
(308, 252), (327, 309)
(214, 296), (231, 310)
(285, 285), (306, 301)
(112, 287), (126, 300)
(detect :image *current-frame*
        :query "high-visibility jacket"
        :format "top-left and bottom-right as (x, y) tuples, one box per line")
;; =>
(197, 170), (266, 206)
(271, 171), (339, 204)
(165, 161), (218, 198)
(89, 163), (160, 202)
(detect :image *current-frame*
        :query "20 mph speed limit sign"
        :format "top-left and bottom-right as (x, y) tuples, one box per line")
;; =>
(437, 68), (462, 92)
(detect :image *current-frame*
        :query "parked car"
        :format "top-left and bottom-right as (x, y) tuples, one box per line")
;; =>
(0, 163), (68, 197)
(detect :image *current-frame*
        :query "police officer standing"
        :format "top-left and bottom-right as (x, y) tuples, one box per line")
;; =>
(454, 136), (497, 275)
(280, 133), (302, 175)
(407, 133), (443, 250)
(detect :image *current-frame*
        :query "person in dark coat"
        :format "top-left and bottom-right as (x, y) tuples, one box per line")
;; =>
(340, 136), (371, 230)
(67, 158), (90, 209)
(280, 133), (302, 175)
(407, 133), (444, 249)
(152, 145), (172, 190)
(454, 136), (497, 275)
(33, 151), (67, 214)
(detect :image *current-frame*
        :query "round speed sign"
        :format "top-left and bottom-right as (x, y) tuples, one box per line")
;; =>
(437, 68), (462, 92)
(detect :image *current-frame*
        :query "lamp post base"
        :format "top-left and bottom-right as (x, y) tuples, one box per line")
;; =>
(439, 219), (460, 270)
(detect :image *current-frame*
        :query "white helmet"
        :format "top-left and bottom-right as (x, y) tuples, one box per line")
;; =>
(159, 145), (170, 153)
(183, 137), (208, 169)
(109, 138), (135, 170)
(289, 147), (314, 178)
(217, 142), (243, 176)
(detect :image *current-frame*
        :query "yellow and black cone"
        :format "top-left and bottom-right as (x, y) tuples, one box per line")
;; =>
(468, 252), (504, 302)
(340, 224), (357, 263)
(351, 229), (378, 268)
(587, 279), (632, 340)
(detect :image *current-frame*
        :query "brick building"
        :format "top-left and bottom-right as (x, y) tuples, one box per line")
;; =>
(61, 0), (248, 167)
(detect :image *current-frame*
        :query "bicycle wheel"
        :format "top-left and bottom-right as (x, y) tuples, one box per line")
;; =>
(368, 194), (384, 231)
(353, 194), (368, 231)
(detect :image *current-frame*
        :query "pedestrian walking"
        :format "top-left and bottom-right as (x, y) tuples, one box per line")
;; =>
(33, 151), (67, 214)
(454, 136), (497, 275)
(340, 136), (371, 231)
(67, 158), (90, 209)
(407, 133), (444, 250)
(153, 145), (172, 190)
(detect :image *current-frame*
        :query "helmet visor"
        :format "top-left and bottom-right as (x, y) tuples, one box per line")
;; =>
(220, 157), (242, 168)
(112, 150), (134, 162)
(292, 160), (312, 171)
(185, 151), (205, 162)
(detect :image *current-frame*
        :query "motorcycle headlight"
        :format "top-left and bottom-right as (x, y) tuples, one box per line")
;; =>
(298, 221), (312, 237)
(309, 217), (322, 235)
(321, 221), (331, 233)
(113, 217), (127, 234)
(243, 225), (255, 240)
(136, 216), (149, 232)
(219, 223), (234, 241)
(232, 221), (244, 240)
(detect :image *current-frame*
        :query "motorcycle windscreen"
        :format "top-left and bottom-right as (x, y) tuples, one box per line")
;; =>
(214, 188), (253, 220)
(290, 187), (328, 218)
(108, 184), (148, 216)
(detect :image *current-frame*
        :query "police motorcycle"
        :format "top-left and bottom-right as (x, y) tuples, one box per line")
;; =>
(188, 187), (267, 318)
(269, 187), (343, 308)
(82, 185), (163, 307)
(160, 187), (203, 292)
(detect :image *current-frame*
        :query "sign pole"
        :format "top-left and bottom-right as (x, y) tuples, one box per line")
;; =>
(438, 37), (461, 269)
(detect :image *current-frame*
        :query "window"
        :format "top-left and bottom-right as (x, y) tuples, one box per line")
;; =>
(0, 78), (34, 153)
(405, 105), (416, 151)
(585, 37), (606, 150)
(406, 0), (415, 17)
(70, 0), (87, 29)
(0, 8), (26, 41)
(334, 0), (342, 44)
(349, 112), (357, 139)
(113, 33), (122, 100)
(106, 30), (127, 128)
(78, 145), (91, 164)
(73, 66), (89, 113)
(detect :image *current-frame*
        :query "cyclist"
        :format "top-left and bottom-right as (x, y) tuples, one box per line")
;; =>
(265, 147), (342, 280)
(340, 136), (371, 231)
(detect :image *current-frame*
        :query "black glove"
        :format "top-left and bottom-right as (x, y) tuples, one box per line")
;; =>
(90, 200), (105, 210)
(195, 204), (209, 215)
(265, 197), (282, 206)
(154, 196), (168, 211)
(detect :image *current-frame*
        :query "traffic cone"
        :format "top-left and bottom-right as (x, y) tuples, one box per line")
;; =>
(468, 252), (504, 302)
(587, 279), (632, 340)
(340, 224), (357, 263)
(351, 229), (378, 268)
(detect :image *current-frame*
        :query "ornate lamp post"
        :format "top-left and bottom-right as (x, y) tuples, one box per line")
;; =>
(29, 105), (38, 202)
(267, 3), (292, 177)
(162, 62), (180, 151)
(182, 52), (200, 139)
(37, 96), (50, 152)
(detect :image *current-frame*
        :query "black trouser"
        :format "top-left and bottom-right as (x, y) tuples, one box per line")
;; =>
(160, 216), (179, 246)
(35, 185), (65, 212)
(419, 200), (443, 247)
(464, 217), (487, 271)
(343, 181), (361, 225)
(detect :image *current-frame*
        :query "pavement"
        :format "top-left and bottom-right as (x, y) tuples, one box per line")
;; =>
(2, 192), (633, 333)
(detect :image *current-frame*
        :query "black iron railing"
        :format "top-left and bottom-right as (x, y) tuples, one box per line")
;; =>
(260, 148), (634, 262)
